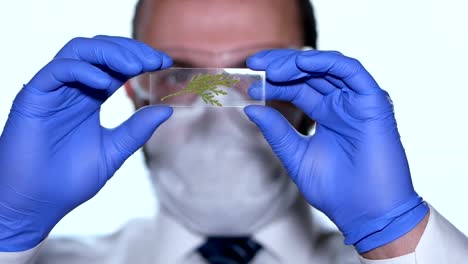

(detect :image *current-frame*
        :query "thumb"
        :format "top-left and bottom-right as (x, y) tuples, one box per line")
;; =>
(244, 105), (306, 177)
(105, 105), (173, 172)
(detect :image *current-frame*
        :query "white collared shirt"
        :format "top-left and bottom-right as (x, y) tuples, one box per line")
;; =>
(151, 196), (358, 264)
(30, 196), (359, 264)
(1, 203), (466, 264)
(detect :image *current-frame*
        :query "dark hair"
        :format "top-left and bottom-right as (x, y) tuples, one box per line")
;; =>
(131, 0), (317, 134)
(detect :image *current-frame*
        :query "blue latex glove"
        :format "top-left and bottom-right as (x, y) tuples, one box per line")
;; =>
(245, 49), (429, 253)
(0, 36), (173, 252)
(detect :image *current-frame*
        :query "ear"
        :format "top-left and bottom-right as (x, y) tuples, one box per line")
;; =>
(124, 80), (148, 110)
(124, 81), (136, 100)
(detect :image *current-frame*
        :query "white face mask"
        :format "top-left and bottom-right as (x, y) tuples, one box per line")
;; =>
(144, 96), (300, 236)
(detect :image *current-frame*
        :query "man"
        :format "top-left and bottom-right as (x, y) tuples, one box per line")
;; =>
(0, 0), (467, 264)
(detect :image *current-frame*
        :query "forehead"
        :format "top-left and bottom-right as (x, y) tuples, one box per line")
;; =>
(137, 0), (303, 51)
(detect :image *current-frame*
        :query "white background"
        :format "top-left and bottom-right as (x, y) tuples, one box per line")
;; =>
(0, 0), (467, 239)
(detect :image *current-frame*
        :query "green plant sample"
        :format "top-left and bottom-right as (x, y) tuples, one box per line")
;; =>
(160, 73), (240, 107)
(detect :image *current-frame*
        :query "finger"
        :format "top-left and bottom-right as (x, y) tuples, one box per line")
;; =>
(248, 49), (341, 96)
(305, 77), (338, 95)
(27, 58), (112, 92)
(55, 37), (158, 77)
(250, 50), (332, 94)
(296, 51), (380, 94)
(247, 49), (299, 70)
(247, 49), (341, 68)
(248, 49), (347, 94)
(264, 51), (313, 82)
(92, 35), (173, 70)
(106, 105), (173, 174)
(249, 80), (325, 122)
(244, 105), (306, 178)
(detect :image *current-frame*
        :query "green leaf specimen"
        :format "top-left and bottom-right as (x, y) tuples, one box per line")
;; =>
(160, 73), (240, 107)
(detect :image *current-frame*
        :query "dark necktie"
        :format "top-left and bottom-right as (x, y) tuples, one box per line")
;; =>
(197, 236), (262, 264)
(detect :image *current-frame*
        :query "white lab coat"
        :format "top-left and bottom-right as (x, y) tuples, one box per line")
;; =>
(0, 197), (467, 264)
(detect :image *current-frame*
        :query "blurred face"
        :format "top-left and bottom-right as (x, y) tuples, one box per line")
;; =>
(131, 0), (305, 125)
(130, 0), (308, 235)
(136, 0), (302, 63)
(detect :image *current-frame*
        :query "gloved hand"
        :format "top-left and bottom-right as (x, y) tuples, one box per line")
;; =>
(245, 49), (429, 253)
(0, 36), (173, 252)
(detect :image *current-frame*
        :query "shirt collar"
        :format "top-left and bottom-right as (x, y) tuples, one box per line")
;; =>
(153, 196), (317, 263)
(153, 207), (204, 264)
(255, 196), (317, 262)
